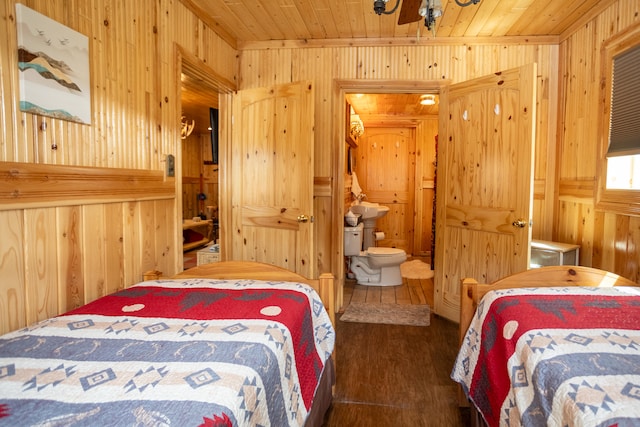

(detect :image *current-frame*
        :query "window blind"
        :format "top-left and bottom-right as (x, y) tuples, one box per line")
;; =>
(607, 45), (640, 157)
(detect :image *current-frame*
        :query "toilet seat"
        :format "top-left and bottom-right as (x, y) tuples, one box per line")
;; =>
(366, 247), (405, 256)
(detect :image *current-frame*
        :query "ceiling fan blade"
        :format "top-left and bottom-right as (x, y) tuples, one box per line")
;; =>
(398, 0), (423, 25)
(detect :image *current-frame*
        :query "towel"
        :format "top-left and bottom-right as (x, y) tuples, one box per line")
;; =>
(351, 172), (363, 198)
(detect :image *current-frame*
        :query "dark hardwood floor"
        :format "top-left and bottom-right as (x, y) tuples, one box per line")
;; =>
(322, 275), (470, 426)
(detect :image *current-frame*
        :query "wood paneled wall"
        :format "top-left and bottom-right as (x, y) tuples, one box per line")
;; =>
(0, 0), (237, 333)
(239, 42), (559, 290)
(354, 127), (416, 253)
(556, 0), (640, 280)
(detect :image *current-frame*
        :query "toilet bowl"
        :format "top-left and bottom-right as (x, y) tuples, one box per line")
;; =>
(344, 223), (407, 286)
(348, 247), (407, 286)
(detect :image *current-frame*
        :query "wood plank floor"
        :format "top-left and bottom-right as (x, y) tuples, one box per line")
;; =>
(322, 267), (470, 426)
(344, 276), (435, 307)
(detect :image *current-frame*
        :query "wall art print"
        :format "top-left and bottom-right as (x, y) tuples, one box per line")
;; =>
(16, 4), (91, 124)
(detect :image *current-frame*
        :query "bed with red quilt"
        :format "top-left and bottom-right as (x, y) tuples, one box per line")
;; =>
(452, 266), (640, 427)
(0, 276), (335, 426)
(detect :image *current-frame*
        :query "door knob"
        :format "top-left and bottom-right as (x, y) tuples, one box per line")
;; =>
(297, 214), (310, 223)
(512, 219), (527, 228)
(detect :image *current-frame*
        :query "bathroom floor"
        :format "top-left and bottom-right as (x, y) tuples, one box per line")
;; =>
(343, 256), (434, 309)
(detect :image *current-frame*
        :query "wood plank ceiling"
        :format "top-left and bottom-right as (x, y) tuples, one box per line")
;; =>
(182, 0), (614, 48)
(181, 73), (219, 135)
(346, 93), (439, 127)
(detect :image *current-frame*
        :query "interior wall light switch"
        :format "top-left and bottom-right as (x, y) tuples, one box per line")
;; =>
(166, 154), (175, 177)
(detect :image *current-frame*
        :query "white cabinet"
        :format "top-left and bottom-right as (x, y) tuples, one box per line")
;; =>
(531, 239), (580, 268)
(197, 247), (220, 265)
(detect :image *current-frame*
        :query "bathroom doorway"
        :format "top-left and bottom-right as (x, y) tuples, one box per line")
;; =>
(344, 92), (439, 258)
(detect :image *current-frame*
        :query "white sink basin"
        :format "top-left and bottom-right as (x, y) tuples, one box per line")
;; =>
(350, 202), (389, 220)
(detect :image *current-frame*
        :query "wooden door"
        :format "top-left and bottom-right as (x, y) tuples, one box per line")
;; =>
(356, 127), (415, 253)
(434, 64), (537, 322)
(230, 81), (315, 278)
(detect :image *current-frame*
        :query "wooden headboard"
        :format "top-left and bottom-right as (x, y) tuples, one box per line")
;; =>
(457, 265), (638, 411)
(459, 266), (638, 344)
(146, 261), (336, 325)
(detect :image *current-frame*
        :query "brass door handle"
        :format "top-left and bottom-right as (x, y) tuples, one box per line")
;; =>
(512, 219), (527, 228)
(297, 214), (310, 223)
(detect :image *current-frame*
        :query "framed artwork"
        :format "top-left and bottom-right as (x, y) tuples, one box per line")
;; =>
(15, 4), (91, 124)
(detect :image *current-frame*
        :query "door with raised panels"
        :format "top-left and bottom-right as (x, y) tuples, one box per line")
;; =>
(230, 81), (315, 278)
(434, 64), (537, 322)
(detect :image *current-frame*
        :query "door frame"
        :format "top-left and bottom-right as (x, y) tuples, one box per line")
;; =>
(332, 79), (448, 311)
(176, 45), (236, 270)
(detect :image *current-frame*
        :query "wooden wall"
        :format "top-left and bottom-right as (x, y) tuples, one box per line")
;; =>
(555, 0), (640, 279)
(354, 127), (417, 254)
(0, 0), (237, 333)
(238, 42), (559, 292)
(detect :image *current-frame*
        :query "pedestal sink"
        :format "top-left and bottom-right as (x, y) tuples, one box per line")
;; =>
(350, 202), (389, 249)
(350, 201), (389, 227)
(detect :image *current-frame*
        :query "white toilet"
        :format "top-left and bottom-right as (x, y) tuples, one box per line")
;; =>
(344, 223), (407, 286)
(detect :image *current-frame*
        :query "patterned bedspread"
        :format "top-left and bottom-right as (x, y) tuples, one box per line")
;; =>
(0, 278), (335, 427)
(451, 286), (640, 427)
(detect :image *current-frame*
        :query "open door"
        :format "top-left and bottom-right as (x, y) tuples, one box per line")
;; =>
(229, 81), (315, 278)
(434, 64), (537, 322)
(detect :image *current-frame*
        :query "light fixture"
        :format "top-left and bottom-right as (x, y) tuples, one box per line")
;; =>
(419, 0), (443, 31)
(373, 0), (400, 15)
(376, 0), (481, 35)
(420, 94), (436, 106)
(350, 112), (365, 138)
(421, 0), (481, 31)
(181, 115), (195, 139)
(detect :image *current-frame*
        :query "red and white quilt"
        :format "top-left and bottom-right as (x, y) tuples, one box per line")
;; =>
(0, 278), (335, 426)
(451, 286), (640, 427)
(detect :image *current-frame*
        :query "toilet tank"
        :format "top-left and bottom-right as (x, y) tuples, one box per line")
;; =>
(344, 223), (364, 256)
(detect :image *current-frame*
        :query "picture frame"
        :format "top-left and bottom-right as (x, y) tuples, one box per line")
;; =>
(15, 4), (91, 124)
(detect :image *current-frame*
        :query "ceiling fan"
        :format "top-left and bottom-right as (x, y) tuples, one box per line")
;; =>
(375, 0), (481, 31)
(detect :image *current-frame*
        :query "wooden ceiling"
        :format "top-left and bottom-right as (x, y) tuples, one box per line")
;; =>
(181, 0), (614, 48)
(346, 93), (439, 127)
(181, 72), (219, 136)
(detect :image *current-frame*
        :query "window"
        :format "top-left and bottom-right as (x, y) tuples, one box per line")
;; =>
(604, 43), (640, 190)
(606, 155), (640, 190)
(597, 24), (640, 214)
(606, 44), (640, 160)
